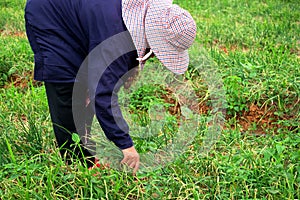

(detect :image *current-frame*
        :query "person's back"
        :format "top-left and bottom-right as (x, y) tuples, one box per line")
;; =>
(25, 0), (130, 82)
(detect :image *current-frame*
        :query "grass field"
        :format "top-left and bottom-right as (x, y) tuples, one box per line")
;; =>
(0, 0), (299, 199)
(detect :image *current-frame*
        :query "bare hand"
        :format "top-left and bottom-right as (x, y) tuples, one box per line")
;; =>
(121, 146), (140, 174)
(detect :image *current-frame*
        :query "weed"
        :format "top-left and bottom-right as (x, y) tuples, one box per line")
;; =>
(0, 0), (299, 199)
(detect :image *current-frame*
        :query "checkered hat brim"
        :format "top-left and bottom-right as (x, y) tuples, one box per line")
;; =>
(122, 0), (196, 74)
(122, 0), (148, 59)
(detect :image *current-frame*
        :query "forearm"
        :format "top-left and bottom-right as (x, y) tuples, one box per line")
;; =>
(93, 65), (133, 150)
(95, 91), (133, 149)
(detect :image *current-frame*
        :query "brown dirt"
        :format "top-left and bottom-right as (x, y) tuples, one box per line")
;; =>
(160, 87), (298, 134)
(238, 103), (299, 134)
(0, 30), (26, 38)
(218, 43), (250, 55)
(3, 70), (43, 89)
(237, 104), (277, 133)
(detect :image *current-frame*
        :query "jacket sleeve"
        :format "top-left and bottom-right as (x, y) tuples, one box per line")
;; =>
(81, 0), (139, 149)
(92, 51), (138, 150)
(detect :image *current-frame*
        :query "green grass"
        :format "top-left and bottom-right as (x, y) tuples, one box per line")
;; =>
(0, 0), (299, 199)
(0, 36), (33, 87)
(0, 0), (26, 33)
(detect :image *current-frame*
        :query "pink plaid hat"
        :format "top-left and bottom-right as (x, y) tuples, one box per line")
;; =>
(122, 0), (197, 74)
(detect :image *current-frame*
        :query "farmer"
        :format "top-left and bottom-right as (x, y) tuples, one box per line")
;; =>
(24, 0), (196, 174)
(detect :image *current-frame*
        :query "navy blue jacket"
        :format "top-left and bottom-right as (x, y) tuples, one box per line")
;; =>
(25, 0), (138, 149)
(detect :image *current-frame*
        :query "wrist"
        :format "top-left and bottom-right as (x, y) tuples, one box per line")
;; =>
(121, 146), (136, 152)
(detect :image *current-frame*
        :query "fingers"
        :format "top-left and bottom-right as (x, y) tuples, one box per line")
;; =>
(121, 146), (140, 175)
(133, 160), (139, 175)
(121, 154), (139, 167)
(120, 156), (129, 164)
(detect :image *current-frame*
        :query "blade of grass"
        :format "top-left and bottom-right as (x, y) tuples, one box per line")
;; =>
(5, 137), (15, 164)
